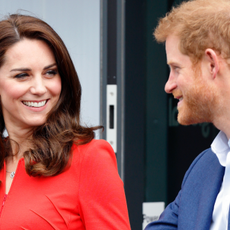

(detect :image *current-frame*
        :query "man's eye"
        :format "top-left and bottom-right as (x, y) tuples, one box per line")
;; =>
(173, 66), (179, 70)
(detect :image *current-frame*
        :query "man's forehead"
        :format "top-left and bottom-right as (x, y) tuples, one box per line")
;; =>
(165, 35), (181, 62)
(165, 34), (197, 69)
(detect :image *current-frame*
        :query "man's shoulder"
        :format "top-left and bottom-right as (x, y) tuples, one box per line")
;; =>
(182, 148), (224, 187)
(189, 148), (217, 168)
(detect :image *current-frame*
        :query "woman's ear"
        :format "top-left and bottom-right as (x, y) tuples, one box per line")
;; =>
(204, 48), (219, 79)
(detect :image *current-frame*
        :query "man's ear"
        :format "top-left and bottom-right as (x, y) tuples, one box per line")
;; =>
(204, 48), (219, 79)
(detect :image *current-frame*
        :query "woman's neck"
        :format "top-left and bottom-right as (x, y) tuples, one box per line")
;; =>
(5, 126), (34, 159)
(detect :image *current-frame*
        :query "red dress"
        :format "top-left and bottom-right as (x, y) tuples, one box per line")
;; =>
(0, 139), (131, 229)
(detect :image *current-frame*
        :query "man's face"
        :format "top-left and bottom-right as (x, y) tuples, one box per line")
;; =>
(165, 35), (216, 125)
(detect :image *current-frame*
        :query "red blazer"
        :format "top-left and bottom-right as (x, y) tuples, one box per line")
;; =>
(0, 139), (131, 229)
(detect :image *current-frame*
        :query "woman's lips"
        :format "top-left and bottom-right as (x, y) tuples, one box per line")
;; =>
(22, 100), (48, 108)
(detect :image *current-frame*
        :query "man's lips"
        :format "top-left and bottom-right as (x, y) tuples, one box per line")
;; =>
(177, 96), (183, 101)
(172, 93), (183, 107)
(176, 96), (183, 107)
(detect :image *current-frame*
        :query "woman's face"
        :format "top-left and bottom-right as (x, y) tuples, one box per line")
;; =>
(0, 38), (61, 131)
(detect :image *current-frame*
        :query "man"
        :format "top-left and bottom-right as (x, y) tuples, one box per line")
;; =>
(145, 0), (230, 229)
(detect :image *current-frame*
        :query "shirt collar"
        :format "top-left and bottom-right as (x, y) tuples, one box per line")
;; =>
(211, 131), (230, 167)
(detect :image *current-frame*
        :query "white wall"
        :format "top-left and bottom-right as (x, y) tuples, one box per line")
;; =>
(0, 0), (100, 127)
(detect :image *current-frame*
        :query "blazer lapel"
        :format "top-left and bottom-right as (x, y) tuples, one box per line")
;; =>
(194, 154), (224, 230)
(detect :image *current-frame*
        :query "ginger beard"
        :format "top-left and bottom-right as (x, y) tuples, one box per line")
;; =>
(176, 74), (217, 126)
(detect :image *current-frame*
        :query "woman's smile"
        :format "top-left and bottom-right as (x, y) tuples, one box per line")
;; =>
(22, 99), (48, 108)
(0, 38), (62, 130)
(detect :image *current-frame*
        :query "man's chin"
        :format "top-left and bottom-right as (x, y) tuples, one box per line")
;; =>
(177, 114), (197, 126)
(177, 113), (207, 126)
(177, 118), (191, 126)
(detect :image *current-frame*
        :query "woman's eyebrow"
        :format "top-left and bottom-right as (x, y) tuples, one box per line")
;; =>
(10, 67), (31, 72)
(44, 63), (57, 70)
(10, 63), (57, 72)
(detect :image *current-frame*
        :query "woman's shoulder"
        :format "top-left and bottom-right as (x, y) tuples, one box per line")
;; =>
(72, 139), (113, 153)
(71, 139), (116, 166)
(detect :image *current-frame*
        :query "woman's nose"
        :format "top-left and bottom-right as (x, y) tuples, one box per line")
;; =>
(30, 76), (47, 95)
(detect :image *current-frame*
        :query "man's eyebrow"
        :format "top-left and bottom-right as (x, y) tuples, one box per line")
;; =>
(167, 61), (179, 66)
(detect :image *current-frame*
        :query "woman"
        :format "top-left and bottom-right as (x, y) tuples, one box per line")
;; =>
(0, 14), (131, 229)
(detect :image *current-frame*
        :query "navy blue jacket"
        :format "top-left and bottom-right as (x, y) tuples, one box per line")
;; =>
(145, 148), (226, 230)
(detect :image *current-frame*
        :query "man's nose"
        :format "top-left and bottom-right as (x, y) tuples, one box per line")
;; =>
(164, 73), (177, 93)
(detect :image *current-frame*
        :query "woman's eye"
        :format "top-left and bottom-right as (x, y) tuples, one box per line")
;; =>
(46, 69), (57, 76)
(14, 73), (29, 79)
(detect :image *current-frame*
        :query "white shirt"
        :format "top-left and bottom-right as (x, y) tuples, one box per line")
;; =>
(210, 131), (230, 230)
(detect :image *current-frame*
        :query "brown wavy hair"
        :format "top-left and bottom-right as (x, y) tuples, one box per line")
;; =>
(154, 0), (230, 65)
(0, 14), (102, 176)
